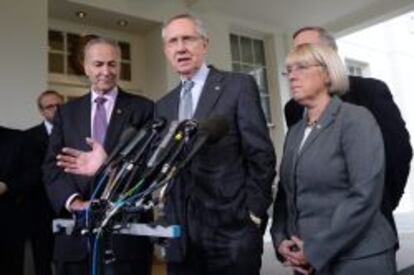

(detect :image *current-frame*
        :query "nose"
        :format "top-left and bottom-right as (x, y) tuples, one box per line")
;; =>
(101, 64), (111, 75)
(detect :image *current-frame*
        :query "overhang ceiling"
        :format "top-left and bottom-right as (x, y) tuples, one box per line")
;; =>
(49, 0), (414, 36)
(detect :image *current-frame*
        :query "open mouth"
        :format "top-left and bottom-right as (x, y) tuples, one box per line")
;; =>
(177, 57), (191, 64)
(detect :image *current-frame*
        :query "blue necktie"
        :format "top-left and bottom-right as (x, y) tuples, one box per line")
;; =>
(179, 80), (195, 120)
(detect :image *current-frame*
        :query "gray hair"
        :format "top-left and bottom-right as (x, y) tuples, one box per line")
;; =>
(293, 26), (338, 51)
(83, 36), (121, 61)
(161, 13), (208, 40)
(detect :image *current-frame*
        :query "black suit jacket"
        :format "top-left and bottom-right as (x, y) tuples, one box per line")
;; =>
(156, 67), (276, 263)
(23, 124), (55, 234)
(284, 76), (412, 232)
(43, 89), (154, 262)
(0, 127), (26, 238)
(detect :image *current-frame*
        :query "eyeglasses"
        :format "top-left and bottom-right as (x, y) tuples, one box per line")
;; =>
(281, 63), (324, 77)
(165, 35), (203, 48)
(41, 104), (60, 111)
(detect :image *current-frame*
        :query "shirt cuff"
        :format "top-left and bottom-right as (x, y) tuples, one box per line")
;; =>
(65, 193), (81, 212)
(249, 211), (262, 226)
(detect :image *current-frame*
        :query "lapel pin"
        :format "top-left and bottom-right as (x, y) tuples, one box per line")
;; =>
(316, 124), (321, 129)
(116, 109), (122, 115)
(214, 85), (221, 91)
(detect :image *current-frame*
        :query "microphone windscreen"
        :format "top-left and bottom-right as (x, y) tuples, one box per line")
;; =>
(198, 116), (229, 143)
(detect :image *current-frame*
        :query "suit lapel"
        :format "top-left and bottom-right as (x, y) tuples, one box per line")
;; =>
(75, 94), (91, 145)
(104, 90), (129, 152)
(193, 67), (224, 120)
(169, 86), (181, 121)
(296, 96), (342, 159)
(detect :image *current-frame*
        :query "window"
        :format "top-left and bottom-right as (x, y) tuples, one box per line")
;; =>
(48, 29), (132, 81)
(345, 58), (369, 77)
(230, 34), (272, 123)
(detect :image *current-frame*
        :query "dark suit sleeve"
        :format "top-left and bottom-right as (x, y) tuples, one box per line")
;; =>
(270, 183), (288, 262)
(364, 80), (412, 211)
(284, 99), (304, 128)
(42, 108), (84, 214)
(238, 75), (276, 218)
(0, 128), (25, 194)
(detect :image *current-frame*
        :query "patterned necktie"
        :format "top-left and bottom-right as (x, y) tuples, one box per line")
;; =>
(179, 80), (195, 120)
(93, 96), (108, 144)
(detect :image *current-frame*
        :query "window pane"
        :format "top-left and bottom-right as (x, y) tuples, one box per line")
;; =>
(67, 54), (83, 75)
(49, 30), (64, 51)
(120, 62), (131, 81)
(241, 64), (255, 75)
(119, 42), (131, 60)
(67, 33), (81, 54)
(232, 62), (241, 72)
(49, 53), (64, 73)
(253, 39), (266, 65)
(240, 36), (253, 63)
(230, 34), (240, 62)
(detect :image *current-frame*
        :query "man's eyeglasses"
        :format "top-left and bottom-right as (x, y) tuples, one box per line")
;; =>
(281, 63), (324, 77)
(41, 104), (60, 111)
(165, 35), (203, 48)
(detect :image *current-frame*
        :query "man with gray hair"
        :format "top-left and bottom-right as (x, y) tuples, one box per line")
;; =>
(283, 25), (412, 242)
(43, 36), (154, 275)
(157, 13), (276, 275)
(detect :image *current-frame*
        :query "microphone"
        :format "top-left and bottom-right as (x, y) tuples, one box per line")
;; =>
(146, 120), (180, 168)
(100, 118), (167, 200)
(128, 117), (166, 165)
(177, 116), (229, 169)
(102, 126), (137, 167)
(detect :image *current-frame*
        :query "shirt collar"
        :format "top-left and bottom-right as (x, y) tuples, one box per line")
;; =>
(43, 120), (53, 135)
(181, 63), (209, 86)
(91, 86), (118, 103)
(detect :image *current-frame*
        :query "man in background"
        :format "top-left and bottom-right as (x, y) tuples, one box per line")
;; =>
(23, 90), (64, 275)
(283, 25), (412, 237)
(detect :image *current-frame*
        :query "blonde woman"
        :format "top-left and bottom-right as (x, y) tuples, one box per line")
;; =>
(271, 44), (397, 275)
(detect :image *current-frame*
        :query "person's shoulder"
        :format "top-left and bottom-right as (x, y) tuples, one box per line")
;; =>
(24, 123), (44, 135)
(341, 101), (375, 123)
(206, 65), (253, 83)
(349, 75), (389, 94)
(118, 89), (153, 105)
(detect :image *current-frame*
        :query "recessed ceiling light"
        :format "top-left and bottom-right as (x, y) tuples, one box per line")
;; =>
(117, 19), (128, 27)
(75, 11), (87, 19)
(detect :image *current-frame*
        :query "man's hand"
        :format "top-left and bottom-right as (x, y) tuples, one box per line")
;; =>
(69, 197), (90, 212)
(0, 181), (8, 196)
(57, 137), (107, 176)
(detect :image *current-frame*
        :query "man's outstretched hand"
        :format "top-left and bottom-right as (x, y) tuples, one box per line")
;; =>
(57, 137), (107, 176)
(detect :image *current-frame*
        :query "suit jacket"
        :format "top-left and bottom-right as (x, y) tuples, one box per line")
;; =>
(271, 96), (396, 271)
(43, 89), (154, 262)
(23, 123), (55, 234)
(284, 76), (412, 232)
(156, 66), (276, 263)
(0, 127), (25, 240)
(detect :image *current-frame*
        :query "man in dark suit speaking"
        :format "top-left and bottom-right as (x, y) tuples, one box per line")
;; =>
(284, 26), (412, 237)
(157, 14), (276, 275)
(43, 37), (154, 275)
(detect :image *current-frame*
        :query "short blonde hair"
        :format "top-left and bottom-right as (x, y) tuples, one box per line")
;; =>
(286, 43), (349, 95)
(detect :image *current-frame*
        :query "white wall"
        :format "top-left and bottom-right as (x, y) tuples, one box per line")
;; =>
(0, 0), (48, 129)
(338, 11), (414, 213)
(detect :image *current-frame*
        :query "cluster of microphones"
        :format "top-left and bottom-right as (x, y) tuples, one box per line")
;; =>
(80, 116), (229, 234)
